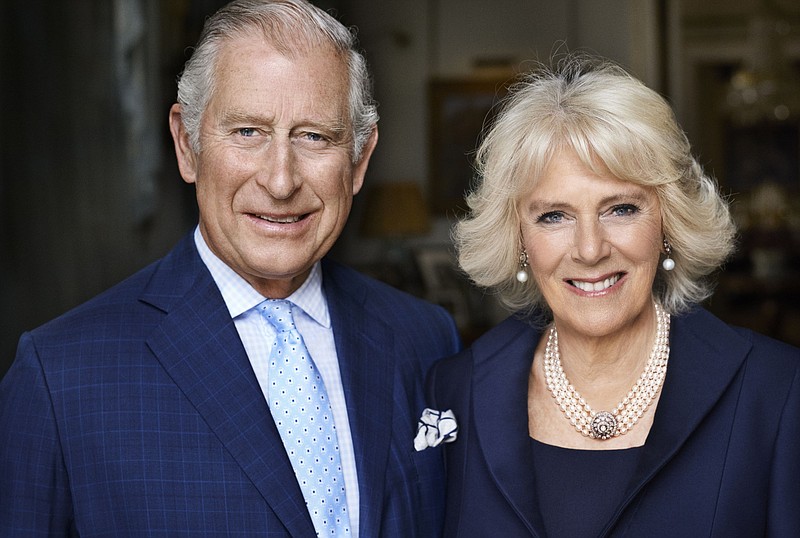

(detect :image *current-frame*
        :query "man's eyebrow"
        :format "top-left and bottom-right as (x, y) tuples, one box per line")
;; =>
(215, 108), (274, 126)
(216, 108), (350, 136)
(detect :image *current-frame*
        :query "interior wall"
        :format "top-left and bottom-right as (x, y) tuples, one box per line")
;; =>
(335, 0), (661, 264)
(344, 0), (659, 186)
(0, 0), (201, 375)
(0, 0), (662, 376)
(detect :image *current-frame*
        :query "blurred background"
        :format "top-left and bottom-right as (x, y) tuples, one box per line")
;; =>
(2, 0), (799, 377)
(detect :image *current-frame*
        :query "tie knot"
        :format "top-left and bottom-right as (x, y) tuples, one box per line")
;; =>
(259, 299), (297, 332)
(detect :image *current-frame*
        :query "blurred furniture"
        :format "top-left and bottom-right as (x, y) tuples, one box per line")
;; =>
(359, 181), (431, 293)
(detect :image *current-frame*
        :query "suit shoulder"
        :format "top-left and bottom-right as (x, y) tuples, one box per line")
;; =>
(322, 258), (462, 362)
(29, 234), (200, 341)
(323, 258), (455, 320)
(430, 314), (534, 386)
(732, 325), (800, 367)
(469, 313), (538, 360)
(680, 307), (800, 368)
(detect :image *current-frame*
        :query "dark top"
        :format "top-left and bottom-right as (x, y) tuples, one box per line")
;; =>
(428, 308), (800, 536)
(531, 438), (643, 537)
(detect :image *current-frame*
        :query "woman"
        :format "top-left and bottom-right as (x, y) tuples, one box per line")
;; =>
(423, 54), (800, 536)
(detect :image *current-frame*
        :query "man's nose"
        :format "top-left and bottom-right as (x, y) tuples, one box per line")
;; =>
(256, 138), (300, 199)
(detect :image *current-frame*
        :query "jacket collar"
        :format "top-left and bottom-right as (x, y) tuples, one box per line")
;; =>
(470, 308), (751, 536)
(470, 314), (544, 535)
(602, 308), (751, 534)
(138, 240), (399, 537)
(141, 234), (317, 536)
(321, 259), (397, 538)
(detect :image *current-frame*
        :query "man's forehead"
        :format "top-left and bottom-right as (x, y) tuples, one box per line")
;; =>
(221, 27), (343, 61)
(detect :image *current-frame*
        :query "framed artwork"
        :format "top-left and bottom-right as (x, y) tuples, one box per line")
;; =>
(428, 75), (513, 215)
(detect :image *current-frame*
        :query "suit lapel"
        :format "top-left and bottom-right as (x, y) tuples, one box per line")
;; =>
(471, 317), (546, 536)
(142, 236), (317, 537)
(601, 308), (751, 535)
(466, 308), (750, 537)
(322, 261), (395, 538)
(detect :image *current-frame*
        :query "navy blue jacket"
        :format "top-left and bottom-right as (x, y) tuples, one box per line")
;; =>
(428, 308), (800, 537)
(1, 232), (461, 537)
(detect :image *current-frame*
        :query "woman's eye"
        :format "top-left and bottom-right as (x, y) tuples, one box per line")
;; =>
(537, 211), (564, 224)
(611, 204), (639, 217)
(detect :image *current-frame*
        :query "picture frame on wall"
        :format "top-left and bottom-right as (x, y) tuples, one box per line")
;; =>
(428, 75), (513, 215)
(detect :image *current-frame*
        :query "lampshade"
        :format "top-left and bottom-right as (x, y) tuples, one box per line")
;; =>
(360, 181), (432, 238)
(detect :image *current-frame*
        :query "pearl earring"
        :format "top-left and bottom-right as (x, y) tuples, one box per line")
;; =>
(516, 249), (529, 283)
(662, 239), (675, 271)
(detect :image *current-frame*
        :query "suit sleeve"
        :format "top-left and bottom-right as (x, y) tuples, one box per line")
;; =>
(0, 333), (75, 536)
(768, 360), (800, 536)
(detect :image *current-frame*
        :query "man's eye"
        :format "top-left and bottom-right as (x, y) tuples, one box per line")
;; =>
(303, 132), (325, 142)
(238, 128), (257, 137)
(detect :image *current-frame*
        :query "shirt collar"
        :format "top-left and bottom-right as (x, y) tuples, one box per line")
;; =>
(193, 226), (330, 328)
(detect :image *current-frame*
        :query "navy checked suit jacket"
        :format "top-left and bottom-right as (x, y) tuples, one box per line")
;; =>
(427, 307), (800, 537)
(0, 232), (461, 537)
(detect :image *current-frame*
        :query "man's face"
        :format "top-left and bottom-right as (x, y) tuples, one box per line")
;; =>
(170, 36), (377, 298)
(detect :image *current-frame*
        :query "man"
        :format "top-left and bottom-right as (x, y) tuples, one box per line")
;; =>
(0, 1), (461, 536)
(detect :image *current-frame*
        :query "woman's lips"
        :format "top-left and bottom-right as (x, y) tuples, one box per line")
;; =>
(568, 272), (623, 292)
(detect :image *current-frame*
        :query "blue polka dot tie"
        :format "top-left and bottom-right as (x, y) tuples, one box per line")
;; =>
(260, 300), (351, 537)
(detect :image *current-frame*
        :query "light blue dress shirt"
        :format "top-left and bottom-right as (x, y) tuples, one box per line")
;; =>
(194, 227), (360, 536)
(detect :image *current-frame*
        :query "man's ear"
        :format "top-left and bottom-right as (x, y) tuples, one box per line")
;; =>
(168, 104), (198, 185)
(352, 126), (379, 196)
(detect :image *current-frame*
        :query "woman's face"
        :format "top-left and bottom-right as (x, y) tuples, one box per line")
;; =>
(519, 149), (663, 338)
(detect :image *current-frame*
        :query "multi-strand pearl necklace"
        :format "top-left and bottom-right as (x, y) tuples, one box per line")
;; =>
(542, 302), (671, 440)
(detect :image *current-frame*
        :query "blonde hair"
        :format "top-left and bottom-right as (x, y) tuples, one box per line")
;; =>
(454, 53), (735, 315)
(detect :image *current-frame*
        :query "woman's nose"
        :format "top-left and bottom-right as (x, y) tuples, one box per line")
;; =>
(571, 219), (611, 265)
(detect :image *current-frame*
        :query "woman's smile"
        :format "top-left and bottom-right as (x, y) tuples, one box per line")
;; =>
(567, 272), (624, 294)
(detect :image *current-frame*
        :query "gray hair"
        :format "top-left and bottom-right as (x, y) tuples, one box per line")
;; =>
(454, 53), (736, 315)
(176, 0), (378, 161)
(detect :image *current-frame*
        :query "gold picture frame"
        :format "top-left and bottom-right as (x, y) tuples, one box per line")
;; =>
(428, 76), (512, 215)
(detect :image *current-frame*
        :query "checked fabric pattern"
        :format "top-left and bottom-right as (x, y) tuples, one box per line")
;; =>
(260, 299), (351, 536)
